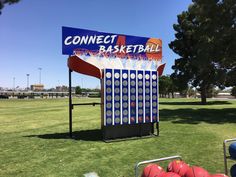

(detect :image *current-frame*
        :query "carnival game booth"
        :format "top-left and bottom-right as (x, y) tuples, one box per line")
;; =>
(62, 27), (165, 141)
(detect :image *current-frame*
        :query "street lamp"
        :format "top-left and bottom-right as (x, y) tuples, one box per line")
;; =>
(13, 77), (15, 90)
(26, 74), (30, 90)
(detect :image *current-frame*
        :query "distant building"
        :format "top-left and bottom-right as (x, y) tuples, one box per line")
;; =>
(56, 85), (68, 92)
(31, 84), (44, 91)
(215, 92), (234, 99)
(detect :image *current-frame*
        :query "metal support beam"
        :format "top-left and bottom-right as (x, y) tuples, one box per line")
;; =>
(69, 69), (73, 138)
(135, 155), (182, 177)
(223, 138), (236, 175)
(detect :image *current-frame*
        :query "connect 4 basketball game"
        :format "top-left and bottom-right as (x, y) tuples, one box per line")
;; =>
(62, 26), (165, 140)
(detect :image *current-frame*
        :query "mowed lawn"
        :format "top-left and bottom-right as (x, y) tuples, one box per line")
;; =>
(0, 98), (236, 177)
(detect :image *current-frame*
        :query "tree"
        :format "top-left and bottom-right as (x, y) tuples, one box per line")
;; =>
(0, 0), (20, 14)
(75, 86), (82, 95)
(187, 86), (196, 98)
(159, 76), (169, 97)
(170, 74), (188, 97)
(216, 0), (236, 87)
(206, 86), (220, 98)
(159, 75), (176, 98)
(231, 87), (236, 97)
(169, 0), (235, 104)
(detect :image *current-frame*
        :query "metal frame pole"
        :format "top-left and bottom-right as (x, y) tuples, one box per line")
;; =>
(223, 140), (228, 175)
(156, 122), (159, 136)
(134, 155), (182, 177)
(223, 138), (236, 175)
(69, 69), (73, 138)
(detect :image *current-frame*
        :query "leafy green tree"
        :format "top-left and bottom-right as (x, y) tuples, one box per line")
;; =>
(159, 75), (176, 98)
(159, 76), (167, 97)
(218, 0), (236, 87)
(0, 0), (20, 14)
(231, 87), (236, 97)
(75, 86), (82, 95)
(206, 86), (220, 98)
(171, 74), (188, 97)
(169, 0), (235, 104)
(187, 87), (196, 98)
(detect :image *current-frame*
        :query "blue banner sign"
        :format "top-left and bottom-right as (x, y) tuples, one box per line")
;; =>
(62, 26), (162, 60)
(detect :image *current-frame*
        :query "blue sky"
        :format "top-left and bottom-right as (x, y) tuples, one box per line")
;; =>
(0, 0), (192, 89)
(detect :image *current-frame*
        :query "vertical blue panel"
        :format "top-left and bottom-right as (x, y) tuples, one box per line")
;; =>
(144, 70), (151, 123)
(129, 70), (137, 124)
(104, 69), (113, 126)
(151, 71), (158, 123)
(104, 68), (159, 126)
(121, 69), (129, 124)
(114, 69), (121, 125)
(137, 70), (144, 123)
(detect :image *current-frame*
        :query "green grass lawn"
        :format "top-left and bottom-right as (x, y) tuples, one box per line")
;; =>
(0, 98), (236, 177)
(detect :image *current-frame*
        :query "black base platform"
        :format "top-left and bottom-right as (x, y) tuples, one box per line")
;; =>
(102, 123), (158, 142)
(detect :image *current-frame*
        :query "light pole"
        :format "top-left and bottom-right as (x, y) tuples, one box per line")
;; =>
(26, 74), (30, 90)
(38, 68), (42, 84)
(13, 77), (15, 90)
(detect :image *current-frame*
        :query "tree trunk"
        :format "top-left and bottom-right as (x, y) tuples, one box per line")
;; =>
(200, 85), (207, 105)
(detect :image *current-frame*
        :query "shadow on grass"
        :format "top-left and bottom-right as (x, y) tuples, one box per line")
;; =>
(160, 108), (236, 124)
(26, 129), (102, 141)
(159, 101), (232, 106)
